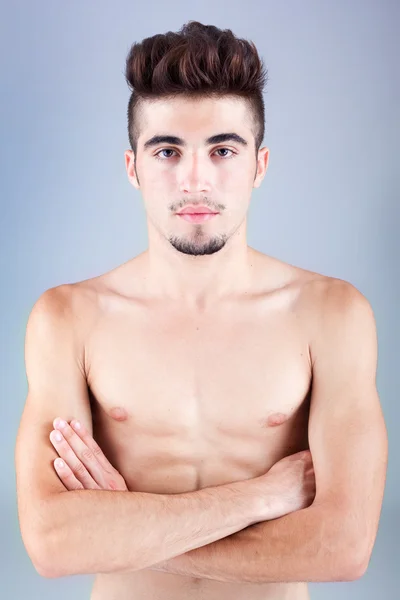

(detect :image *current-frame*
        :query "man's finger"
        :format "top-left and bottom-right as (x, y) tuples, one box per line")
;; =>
(52, 418), (110, 487)
(69, 419), (118, 474)
(54, 458), (85, 490)
(50, 428), (102, 489)
(52, 417), (128, 492)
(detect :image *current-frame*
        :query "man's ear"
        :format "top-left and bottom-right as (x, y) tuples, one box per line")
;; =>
(125, 150), (140, 190)
(253, 147), (269, 189)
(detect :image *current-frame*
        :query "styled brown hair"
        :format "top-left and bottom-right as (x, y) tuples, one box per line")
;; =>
(124, 21), (268, 161)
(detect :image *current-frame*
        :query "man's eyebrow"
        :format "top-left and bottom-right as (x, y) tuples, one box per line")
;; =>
(143, 132), (248, 150)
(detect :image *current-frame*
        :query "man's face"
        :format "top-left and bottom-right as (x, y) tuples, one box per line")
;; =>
(125, 96), (269, 256)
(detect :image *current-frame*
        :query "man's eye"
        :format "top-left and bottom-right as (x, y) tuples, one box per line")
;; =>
(155, 149), (176, 160)
(154, 148), (235, 161)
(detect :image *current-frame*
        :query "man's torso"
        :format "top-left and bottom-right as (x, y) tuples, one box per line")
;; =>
(68, 249), (328, 599)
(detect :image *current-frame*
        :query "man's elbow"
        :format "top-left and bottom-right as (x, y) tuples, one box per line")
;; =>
(319, 501), (373, 582)
(34, 556), (62, 579)
(338, 535), (370, 582)
(339, 554), (368, 582)
(22, 531), (61, 578)
(20, 516), (64, 579)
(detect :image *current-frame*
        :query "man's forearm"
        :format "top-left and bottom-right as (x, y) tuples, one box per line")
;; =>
(37, 481), (258, 578)
(145, 503), (361, 583)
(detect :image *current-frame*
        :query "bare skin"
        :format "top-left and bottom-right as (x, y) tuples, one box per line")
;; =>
(16, 95), (387, 597)
(16, 246), (387, 596)
(57, 249), (318, 599)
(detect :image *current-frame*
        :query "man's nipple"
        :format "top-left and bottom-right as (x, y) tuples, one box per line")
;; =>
(265, 412), (289, 427)
(109, 406), (129, 422)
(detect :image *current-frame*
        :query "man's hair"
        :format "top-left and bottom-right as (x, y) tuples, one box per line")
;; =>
(124, 21), (268, 160)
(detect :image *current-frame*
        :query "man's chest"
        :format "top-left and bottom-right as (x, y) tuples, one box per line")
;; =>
(84, 300), (313, 492)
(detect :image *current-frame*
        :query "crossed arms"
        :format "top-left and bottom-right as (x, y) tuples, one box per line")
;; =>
(15, 281), (388, 583)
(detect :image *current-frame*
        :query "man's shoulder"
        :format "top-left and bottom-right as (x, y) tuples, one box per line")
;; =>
(34, 280), (96, 313)
(37, 255), (138, 309)
(29, 279), (102, 343)
(291, 269), (374, 354)
(267, 253), (365, 304)
(279, 266), (375, 377)
(263, 254), (371, 324)
(298, 271), (370, 313)
(31, 255), (142, 331)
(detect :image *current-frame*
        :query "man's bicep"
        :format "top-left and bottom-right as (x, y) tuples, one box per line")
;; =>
(307, 281), (388, 568)
(15, 287), (92, 544)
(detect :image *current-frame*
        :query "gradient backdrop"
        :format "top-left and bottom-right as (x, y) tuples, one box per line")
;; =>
(1, 1), (399, 598)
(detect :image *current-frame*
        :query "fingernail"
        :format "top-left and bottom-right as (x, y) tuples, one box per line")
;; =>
(72, 420), (81, 429)
(55, 418), (66, 428)
(55, 459), (64, 468)
(53, 431), (62, 441)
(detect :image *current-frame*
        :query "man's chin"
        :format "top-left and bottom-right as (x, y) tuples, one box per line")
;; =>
(168, 235), (227, 256)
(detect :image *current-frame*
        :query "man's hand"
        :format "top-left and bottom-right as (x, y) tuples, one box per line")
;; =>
(49, 417), (170, 572)
(50, 417), (128, 491)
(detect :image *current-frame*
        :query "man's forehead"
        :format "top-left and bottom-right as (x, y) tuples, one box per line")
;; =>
(139, 97), (252, 147)
(142, 96), (248, 124)
(143, 94), (246, 112)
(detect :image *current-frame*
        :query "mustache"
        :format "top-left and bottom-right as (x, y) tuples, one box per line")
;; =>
(172, 200), (225, 211)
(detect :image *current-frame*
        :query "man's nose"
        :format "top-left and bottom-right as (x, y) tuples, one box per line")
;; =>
(179, 153), (212, 194)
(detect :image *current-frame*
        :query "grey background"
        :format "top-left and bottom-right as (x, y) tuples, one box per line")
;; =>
(1, 1), (398, 598)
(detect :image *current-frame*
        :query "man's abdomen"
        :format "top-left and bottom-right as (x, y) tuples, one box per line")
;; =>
(90, 571), (311, 599)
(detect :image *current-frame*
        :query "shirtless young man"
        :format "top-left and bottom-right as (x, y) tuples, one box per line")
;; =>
(15, 21), (388, 600)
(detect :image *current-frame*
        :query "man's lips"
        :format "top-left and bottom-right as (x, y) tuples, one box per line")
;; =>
(177, 206), (218, 215)
(177, 212), (219, 223)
